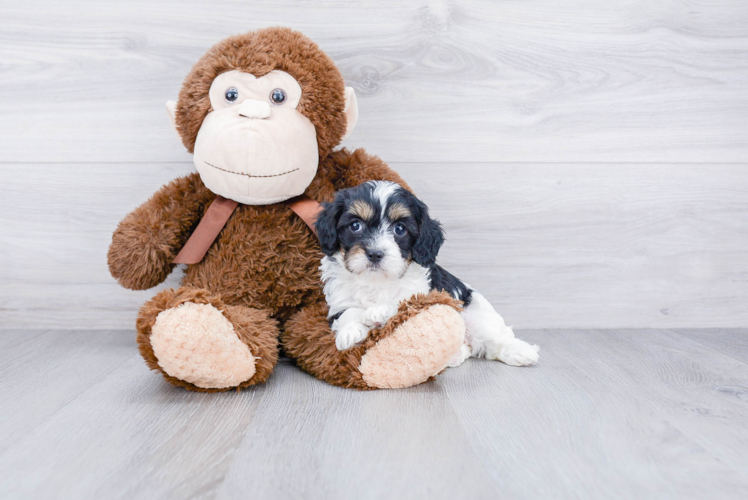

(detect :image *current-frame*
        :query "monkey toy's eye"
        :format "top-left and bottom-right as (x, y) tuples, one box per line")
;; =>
(224, 87), (239, 104)
(393, 223), (407, 236)
(270, 88), (287, 105)
(350, 221), (363, 232)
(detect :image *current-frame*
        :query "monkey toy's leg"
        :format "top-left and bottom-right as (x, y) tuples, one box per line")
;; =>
(136, 287), (279, 391)
(282, 291), (465, 390)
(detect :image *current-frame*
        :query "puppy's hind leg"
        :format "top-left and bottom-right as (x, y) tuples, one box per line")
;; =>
(462, 291), (539, 366)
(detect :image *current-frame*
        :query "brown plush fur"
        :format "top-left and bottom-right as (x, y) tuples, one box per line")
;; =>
(107, 174), (214, 291)
(108, 27), (458, 391)
(282, 291), (462, 390)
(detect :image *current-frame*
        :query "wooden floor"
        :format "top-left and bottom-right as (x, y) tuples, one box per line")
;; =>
(1, 329), (746, 499)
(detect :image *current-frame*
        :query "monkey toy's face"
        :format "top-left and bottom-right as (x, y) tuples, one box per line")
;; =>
(167, 29), (359, 205)
(187, 70), (318, 205)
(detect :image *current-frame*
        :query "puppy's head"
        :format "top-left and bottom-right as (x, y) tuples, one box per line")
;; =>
(316, 181), (445, 277)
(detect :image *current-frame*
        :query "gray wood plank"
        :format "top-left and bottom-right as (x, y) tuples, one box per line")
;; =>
(412, 163), (748, 330)
(215, 363), (496, 500)
(2, 162), (747, 329)
(1, 329), (747, 499)
(0, 346), (269, 500)
(440, 329), (748, 499)
(674, 328), (748, 362)
(0, 329), (45, 350)
(0, 341), (494, 500)
(0, 329), (134, 453)
(574, 329), (748, 479)
(1, 0), (747, 163)
(0, 162), (191, 329)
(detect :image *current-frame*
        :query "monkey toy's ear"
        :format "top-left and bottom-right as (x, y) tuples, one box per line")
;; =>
(341, 87), (359, 140)
(315, 198), (344, 256)
(165, 100), (180, 138)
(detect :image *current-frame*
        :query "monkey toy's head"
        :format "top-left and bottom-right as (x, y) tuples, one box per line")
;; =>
(166, 27), (359, 205)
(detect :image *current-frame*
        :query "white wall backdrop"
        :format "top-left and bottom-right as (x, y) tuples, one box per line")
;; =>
(1, 0), (747, 329)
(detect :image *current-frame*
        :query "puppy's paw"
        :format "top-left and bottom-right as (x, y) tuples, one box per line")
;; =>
(489, 339), (539, 366)
(362, 304), (398, 329)
(447, 343), (472, 368)
(335, 321), (370, 351)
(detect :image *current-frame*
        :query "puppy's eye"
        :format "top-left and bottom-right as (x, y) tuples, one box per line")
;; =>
(350, 221), (363, 232)
(270, 88), (287, 105)
(393, 223), (407, 236)
(225, 87), (239, 104)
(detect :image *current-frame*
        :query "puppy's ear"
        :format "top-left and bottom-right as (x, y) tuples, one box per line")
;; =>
(315, 198), (344, 256)
(412, 199), (445, 268)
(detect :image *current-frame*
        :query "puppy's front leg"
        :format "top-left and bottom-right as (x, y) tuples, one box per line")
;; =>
(332, 308), (370, 351)
(362, 304), (399, 329)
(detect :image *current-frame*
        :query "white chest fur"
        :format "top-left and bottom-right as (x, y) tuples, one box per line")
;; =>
(320, 254), (431, 318)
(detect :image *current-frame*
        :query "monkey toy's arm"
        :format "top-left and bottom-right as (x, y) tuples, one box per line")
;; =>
(107, 173), (214, 290)
(327, 148), (412, 191)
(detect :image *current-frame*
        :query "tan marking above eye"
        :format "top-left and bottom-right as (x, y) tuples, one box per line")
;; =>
(388, 203), (411, 221)
(349, 200), (374, 220)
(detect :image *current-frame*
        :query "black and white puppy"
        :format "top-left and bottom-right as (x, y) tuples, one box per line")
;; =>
(315, 181), (539, 367)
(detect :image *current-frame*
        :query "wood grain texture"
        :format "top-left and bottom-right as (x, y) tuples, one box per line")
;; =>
(1, 329), (747, 499)
(2, 162), (747, 329)
(442, 329), (748, 499)
(675, 328), (748, 362)
(0, 330), (134, 453)
(1, 0), (747, 163)
(0, 330), (269, 499)
(216, 362), (497, 499)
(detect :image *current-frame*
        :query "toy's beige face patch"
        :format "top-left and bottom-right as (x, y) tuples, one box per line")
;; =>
(192, 70), (319, 205)
(208, 70), (303, 112)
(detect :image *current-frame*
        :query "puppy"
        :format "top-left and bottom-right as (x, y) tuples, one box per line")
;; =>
(315, 181), (539, 367)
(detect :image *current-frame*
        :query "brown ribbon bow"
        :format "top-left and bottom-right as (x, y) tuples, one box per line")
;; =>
(173, 194), (323, 265)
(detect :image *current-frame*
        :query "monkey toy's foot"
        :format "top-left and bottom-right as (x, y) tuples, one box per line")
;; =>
(282, 291), (466, 390)
(136, 287), (279, 391)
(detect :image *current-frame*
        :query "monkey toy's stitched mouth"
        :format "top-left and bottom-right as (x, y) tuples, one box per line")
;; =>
(204, 161), (300, 178)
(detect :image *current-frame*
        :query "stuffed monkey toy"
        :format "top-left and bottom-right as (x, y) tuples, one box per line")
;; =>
(108, 27), (467, 391)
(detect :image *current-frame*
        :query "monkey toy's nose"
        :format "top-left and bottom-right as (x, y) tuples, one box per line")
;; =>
(238, 99), (271, 119)
(366, 248), (385, 264)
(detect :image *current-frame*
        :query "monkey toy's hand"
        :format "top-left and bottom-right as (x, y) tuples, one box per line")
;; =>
(107, 175), (211, 290)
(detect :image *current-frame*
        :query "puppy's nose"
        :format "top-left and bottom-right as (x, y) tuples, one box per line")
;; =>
(238, 99), (271, 119)
(366, 249), (385, 264)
